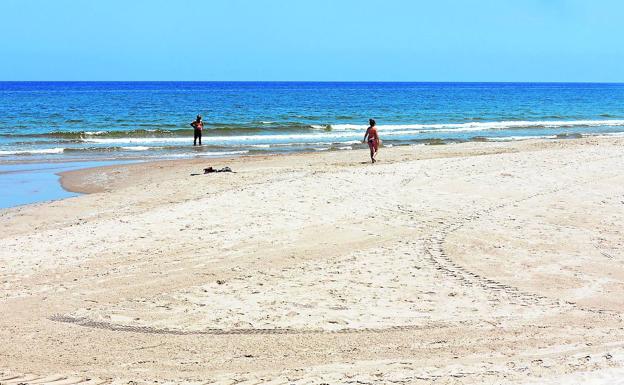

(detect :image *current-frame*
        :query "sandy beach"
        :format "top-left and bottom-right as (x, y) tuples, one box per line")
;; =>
(1, 136), (624, 384)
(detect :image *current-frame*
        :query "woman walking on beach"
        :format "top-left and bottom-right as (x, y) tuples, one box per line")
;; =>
(191, 115), (203, 146)
(362, 119), (380, 163)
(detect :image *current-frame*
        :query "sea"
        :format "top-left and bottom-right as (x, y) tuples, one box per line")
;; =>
(2, 82), (624, 162)
(1, 82), (624, 207)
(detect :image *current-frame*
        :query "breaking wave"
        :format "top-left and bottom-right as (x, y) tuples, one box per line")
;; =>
(325, 119), (624, 132)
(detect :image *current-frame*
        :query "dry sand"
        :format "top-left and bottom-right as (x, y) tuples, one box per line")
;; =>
(1, 137), (623, 384)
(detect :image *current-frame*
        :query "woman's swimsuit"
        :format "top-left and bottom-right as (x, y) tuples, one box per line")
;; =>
(367, 128), (379, 147)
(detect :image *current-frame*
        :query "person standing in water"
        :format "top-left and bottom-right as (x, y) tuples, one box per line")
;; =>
(362, 118), (380, 163)
(190, 115), (203, 146)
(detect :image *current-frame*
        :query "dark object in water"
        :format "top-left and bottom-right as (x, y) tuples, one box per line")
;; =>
(204, 166), (234, 174)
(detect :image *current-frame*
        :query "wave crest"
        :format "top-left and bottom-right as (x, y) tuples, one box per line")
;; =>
(327, 119), (624, 132)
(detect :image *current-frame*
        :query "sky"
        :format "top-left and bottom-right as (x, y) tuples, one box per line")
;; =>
(1, 0), (622, 81)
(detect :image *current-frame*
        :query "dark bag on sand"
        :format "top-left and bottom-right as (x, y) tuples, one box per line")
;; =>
(204, 166), (233, 174)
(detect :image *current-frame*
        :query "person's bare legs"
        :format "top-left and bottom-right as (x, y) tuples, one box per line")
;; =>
(373, 141), (380, 162)
(368, 142), (376, 163)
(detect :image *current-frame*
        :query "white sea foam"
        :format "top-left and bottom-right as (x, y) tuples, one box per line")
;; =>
(595, 131), (624, 138)
(193, 150), (249, 157)
(71, 119), (624, 148)
(79, 131), (423, 146)
(161, 150), (250, 158)
(487, 135), (558, 142)
(120, 146), (157, 151)
(328, 119), (624, 133)
(83, 137), (190, 144)
(0, 148), (65, 155)
(268, 141), (360, 147)
(81, 133), (358, 145)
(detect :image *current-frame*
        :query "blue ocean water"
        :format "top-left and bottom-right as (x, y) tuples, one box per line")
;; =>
(1, 82), (624, 162)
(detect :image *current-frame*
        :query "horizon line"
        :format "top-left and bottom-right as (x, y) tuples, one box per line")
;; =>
(1, 80), (624, 84)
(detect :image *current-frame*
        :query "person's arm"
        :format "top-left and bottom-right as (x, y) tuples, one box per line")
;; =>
(190, 121), (197, 128)
(362, 127), (370, 143)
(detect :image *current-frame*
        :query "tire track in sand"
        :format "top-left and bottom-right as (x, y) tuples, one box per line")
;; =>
(49, 181), (611, 336)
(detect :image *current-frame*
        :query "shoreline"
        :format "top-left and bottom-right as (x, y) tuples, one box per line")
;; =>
(1, 135), (624, 384)
(0, 133), (606, 209)
(52, 136), (576, 194)
(0, 130), (618, 204)
(1, 126), (623, 169)
(0, 160), (137, 210)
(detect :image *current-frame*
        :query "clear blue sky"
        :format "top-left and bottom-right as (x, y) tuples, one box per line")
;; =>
(1, 0), (622, 81)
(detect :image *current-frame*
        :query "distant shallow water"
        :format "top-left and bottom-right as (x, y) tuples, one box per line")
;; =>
(0, 160), (135, 209)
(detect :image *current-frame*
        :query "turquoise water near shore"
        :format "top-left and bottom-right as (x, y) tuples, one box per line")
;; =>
(0, 161), (134, 209)
(1, 82), (624, 162)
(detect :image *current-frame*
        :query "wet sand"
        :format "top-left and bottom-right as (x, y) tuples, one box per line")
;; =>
(1, 137), (623, 384)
